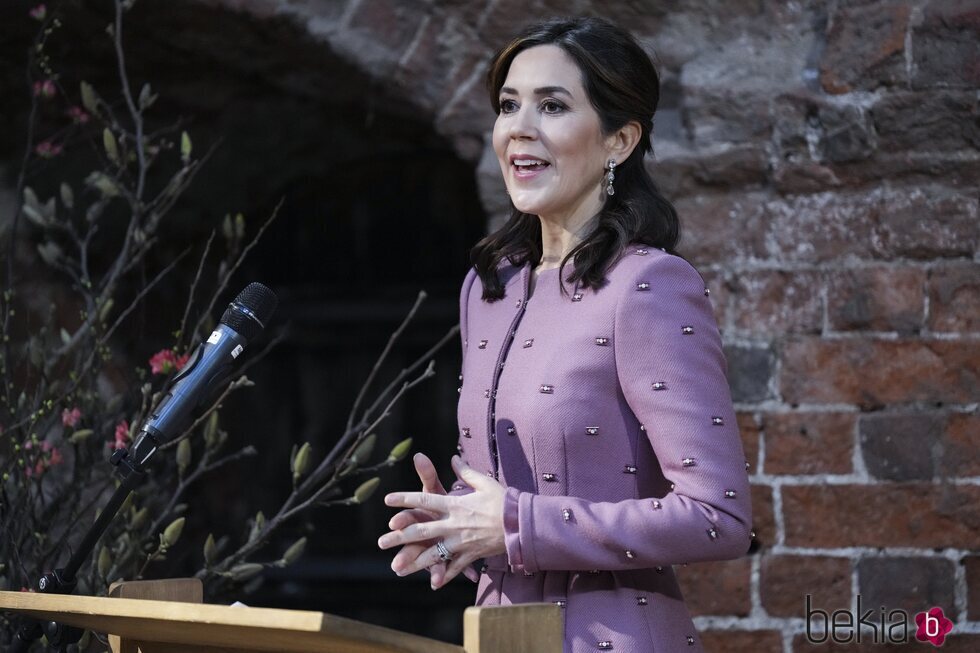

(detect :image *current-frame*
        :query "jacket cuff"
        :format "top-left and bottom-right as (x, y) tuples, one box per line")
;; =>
(503, 486), (525, 572)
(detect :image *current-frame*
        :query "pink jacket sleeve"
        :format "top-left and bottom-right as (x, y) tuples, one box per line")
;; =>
(450, 267), (480, 498)
(503, 253), (752, 572)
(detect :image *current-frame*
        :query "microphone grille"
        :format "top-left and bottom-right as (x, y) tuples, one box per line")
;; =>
(235, 282), (278, 325)
(219, 282), (278, 342)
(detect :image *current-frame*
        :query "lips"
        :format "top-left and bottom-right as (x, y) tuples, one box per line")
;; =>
(509, 154), (550, 179)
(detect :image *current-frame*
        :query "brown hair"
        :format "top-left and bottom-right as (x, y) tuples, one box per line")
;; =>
(472, 16), (681, 300)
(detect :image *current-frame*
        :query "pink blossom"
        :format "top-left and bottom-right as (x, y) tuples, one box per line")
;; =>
(112, 420), (130, 451)
(29, 4), (46, 21)
(23, 440), (65, 478)
(49, 447), (64, 466)
(149, 349), (190, 375)
(66, 106), (90, 125)
(35, 141), (63, 158)
(62, 406), (82, 427)
(32, 80), (56, 99)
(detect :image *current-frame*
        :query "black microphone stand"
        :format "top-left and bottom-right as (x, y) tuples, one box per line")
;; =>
(9, 435), (157, 652)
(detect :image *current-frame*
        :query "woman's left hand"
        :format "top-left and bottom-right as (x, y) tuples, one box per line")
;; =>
(378, 455), (506, 588)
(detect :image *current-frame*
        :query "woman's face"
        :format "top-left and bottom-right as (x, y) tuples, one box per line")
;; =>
(492, 44), (612, 223)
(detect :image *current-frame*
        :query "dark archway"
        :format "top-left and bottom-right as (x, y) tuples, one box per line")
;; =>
(1, 0), (485, 642)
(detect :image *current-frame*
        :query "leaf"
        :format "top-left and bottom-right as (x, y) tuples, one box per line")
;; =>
(229, 563), (264, 582)
(352, 477), (380, 504)
(221, 214), (233, 241)
(60, 182), (74, 209)
(203, 533), (216, 566)
(203, 412), (219, 449)
(84, 171), (119, 198)
(138, 83), (157, 110)
(292, 442), (311, 483)
(161, 517), (185, 549)
(180, 131), (192, 163)
(37, 242), (63, 267)
(281, 537), (307, 566)
(97, 546), (112, 579)
(68, 429), (93, 444)
(176, 439), (192, 477)
(350, 433), (376, 466)
(130, 506), (149, 530)
(234, 213), (245, 239)
(80, 81), (98, 114)
(60, 328), (71, 345)
(387, 437), (413, 463)
(103, 128), (119, 165)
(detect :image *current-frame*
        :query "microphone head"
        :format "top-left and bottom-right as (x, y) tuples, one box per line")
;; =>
(220, 282), (278, 342)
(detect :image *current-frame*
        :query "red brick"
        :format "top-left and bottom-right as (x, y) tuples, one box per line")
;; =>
(783, 484), (980, 549)
(966, 555), (980, 620)
(860, 413), (943, 481)
(677, 557), (751, 616)
(751, 484), (775, 548)
(780, 337), (979, 407)
(867, 188), (978, 260)
(673, 193), (767, 265)
(873, 89), (980, 156)
(820, 2), (911, 94)
(944, 412), (980, 476)
(826, 266), (925, 333)
(928, 263), (980, 332)
(730, 269), (823, 335)
(858, 556), (955, 615)
(912, 0), (980, 88)
(742, 195), (879, 264)
(737, 412), (761, 474)
(761, 554), (851, 618)
(702, 629), (783, 653)
(763, 412), (855, 475)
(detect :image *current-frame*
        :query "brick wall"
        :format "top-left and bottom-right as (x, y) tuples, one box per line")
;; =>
(211, 0), (977, 649)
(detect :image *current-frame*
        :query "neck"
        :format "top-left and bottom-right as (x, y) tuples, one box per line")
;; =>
(536, 191), (603, 268)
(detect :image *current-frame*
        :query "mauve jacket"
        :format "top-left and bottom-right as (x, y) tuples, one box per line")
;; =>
(451, 244), (752, 653)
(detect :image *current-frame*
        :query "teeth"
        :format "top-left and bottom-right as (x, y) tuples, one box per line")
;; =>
(514, 159), (547, 167)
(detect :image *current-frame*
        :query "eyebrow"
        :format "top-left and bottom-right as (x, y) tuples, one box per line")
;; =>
(499, 85), (574, 99)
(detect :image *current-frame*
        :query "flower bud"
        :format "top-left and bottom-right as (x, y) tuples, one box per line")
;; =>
(161, 517), (185, 549)
(387, 438), (413, 463)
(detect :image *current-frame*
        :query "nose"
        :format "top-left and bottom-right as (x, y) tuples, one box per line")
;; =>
(507, 104), (538, 140)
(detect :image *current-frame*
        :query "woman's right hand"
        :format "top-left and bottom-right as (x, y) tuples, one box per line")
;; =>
(385, 452), (479, 587)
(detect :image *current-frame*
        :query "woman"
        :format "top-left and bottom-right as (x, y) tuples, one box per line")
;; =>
(378, 16), (752, 652)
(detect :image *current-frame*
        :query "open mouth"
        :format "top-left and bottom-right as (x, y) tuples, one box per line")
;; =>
(512, 158), (550, 177)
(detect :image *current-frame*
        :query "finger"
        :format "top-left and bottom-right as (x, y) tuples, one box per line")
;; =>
(428, 561), (447, 585)
(463, 565), (479, 583)
(385, 491), (450, 513)
(399, 541), (448, 577)
(391, 542), (430, 576)
(414, 453), (447, 496)
(451, 455), (495, 491)
(388, 508), (438, 531)
(436, 551), (475, 589)
(378, 520), (448, 550)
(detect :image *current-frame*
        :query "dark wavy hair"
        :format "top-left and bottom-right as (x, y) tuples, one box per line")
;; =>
(472, 16), (681, 300)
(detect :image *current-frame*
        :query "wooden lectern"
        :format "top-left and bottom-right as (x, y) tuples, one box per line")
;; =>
(0, 579), (563, 652)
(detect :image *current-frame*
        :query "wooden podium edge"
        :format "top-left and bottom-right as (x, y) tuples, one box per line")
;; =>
(0, 590), (463, 653)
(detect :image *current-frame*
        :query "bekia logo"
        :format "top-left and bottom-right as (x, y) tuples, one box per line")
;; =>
(806, 595), (955, 646)
(915, 607), (954, 647)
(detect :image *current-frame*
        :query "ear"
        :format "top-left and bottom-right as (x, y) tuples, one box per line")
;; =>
(604, 120), (642, 165)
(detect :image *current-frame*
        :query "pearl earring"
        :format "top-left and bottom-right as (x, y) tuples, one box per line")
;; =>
(605, 159), (617, 196)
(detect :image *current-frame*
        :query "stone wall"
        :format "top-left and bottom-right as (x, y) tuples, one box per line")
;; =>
(212, 0), (978, 649)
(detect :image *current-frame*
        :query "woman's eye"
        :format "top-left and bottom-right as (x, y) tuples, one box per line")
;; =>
(541, 100), (566, 114)
(500, 99), (518, 113)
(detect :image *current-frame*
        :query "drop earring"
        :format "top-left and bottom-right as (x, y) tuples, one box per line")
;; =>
(605, 159), (617, 196)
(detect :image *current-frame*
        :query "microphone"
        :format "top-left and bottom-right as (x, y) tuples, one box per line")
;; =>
(127, 282), (278, 467)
